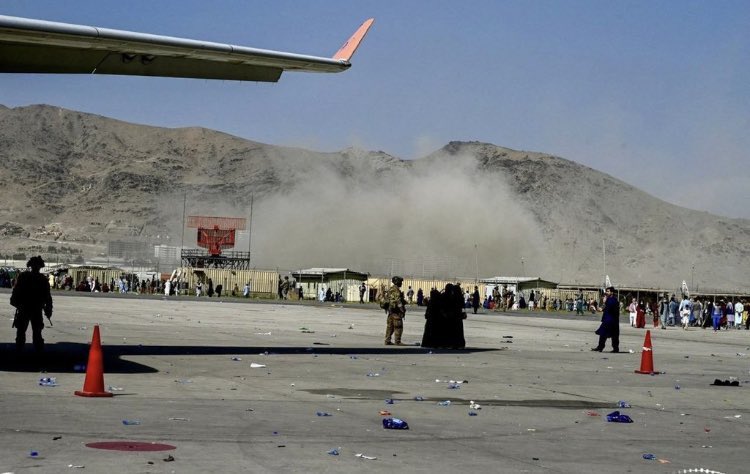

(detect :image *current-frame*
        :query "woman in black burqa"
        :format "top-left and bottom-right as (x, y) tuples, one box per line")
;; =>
(446, 284), (466, 349)
(421, 284), (465, 349)
(421, 288), (444, 348)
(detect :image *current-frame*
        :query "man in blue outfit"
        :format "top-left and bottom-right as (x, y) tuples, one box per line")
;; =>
(591, 286), (620, 353)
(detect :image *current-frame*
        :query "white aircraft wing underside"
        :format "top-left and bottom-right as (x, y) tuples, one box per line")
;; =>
(0, 15), (373, 82)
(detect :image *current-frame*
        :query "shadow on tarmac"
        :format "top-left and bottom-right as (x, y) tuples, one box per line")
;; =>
(0, 342), (499, 373)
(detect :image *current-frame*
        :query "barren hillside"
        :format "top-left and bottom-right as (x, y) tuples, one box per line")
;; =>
(0, 105), (747, 291)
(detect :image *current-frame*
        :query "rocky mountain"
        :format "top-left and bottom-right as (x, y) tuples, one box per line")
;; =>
(0, 104), (747, 291)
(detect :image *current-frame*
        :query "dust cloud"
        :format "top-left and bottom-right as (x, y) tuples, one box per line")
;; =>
(239, 151), (547, 278)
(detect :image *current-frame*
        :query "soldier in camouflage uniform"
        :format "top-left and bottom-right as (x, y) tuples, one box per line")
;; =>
(384, 276), (406, 345)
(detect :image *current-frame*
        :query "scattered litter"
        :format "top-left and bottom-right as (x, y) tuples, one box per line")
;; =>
(174, 379), (193, 384)
(327, 448), (340, 456)
(53, 436), (62, 440)
(414, 396), (425, 401)
(231, 357), (242, 361)
(108, 386), (124, 391)
(122, 420), (141, 425)
(527, 428), (536, 432)
(437, 400), (451, 406)
(385, 399), (394, 404)
(316, 412), (332, 417)
(38, 377), (58, 387)
(348, 325), (354, 329)
(379, 410), (392, 416)
(163, 455), (175, 462)
(657, 459), (670, 464)
(349, 355), (358, 359)
(313, 342), (329, 345)
(585, 411), (600, 417)
(737, 353), (746, 357)
(675, 385), (681, 390)
(366, 372), (380, 377)
(28, 450), (40, 458)
(168, 417), (190, 422)
(383, 418), (409, 429)
(642, 454), (656, 460)
(468, 411), (478, 416)
(502, 336), (514, 339)
(355, 453), (377, 460)
(250, 363), (266, 368)
(447, 383), (461, 389)
(68, 465), (85, 469)
(605, 411), (633, 423)
(469, 401), (482, 410)
(617, 401), (631, 408)
(702, 445), (712, 448)
(254, 332), (272, 335)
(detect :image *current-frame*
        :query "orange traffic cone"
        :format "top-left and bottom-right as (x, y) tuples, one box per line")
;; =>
(634, 330), (658, 375)
(75, 325), (113, 397)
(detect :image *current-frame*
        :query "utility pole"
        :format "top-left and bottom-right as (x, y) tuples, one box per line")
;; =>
(602, 239), (606, 288)
(248, 193), (254, 264)
(474, 243), (479, 283)
(180, 192), (186, 252)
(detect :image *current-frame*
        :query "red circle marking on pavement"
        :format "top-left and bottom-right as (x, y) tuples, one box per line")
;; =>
(85, 441), (176, 452)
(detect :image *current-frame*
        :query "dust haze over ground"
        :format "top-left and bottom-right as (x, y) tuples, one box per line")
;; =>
(249, 151), (546, 278)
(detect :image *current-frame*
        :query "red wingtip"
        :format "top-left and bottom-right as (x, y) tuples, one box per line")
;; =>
(333, 18), (374, 62)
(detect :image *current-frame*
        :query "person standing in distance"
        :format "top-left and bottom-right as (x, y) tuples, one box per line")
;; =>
(591, 286), (619, 353)
(10, 256), (53, 355)
(384, 276), (406, 345)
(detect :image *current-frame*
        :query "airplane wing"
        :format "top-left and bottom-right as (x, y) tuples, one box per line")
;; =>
(0, 15), (374, 82)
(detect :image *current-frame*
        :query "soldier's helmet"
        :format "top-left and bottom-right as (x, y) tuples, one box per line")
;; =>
(27, 255), (45, 270)
(392, 276), (403, 286)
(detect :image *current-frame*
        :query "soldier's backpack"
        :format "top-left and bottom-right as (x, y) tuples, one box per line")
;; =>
(377, 288), (389, 311)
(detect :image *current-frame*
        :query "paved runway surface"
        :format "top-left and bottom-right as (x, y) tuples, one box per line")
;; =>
(1, 292), (748, 473)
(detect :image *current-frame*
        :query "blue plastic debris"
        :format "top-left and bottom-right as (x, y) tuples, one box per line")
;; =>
(382, 418), (409, 429)
(606, 411), (633, 423)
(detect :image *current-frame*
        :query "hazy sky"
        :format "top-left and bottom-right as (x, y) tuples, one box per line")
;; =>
(2, 1), (748, 218)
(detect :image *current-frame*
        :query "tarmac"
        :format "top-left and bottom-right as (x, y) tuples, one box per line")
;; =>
(1, 291), (749, 473)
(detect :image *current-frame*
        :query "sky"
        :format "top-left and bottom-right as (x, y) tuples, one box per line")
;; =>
(2, 0), (749, 219)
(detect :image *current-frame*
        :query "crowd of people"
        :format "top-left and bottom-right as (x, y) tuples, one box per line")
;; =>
(632, 294), (749, 332)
